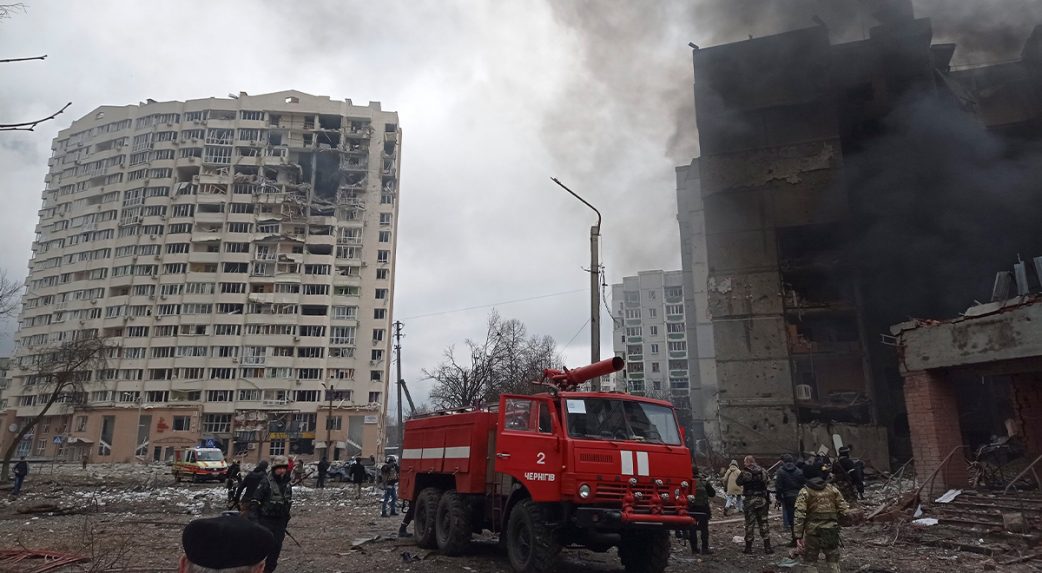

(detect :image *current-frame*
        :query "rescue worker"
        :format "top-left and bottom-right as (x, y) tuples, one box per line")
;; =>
(12, 457), (28, 496)
(236, 460), (269, 515)
(179, 514), (274, 573)
(794, 476), (851, 573)
(721, 459), (743, 515)
(380, 455), (400, 517)
(291, 457), (305, 486)
(316, 457), (330, 489)
(834, 447), (864, 502)
(349, 456), (368, 499)
(251, 455), (293, 573)
(735, 455), (772, 554)
(774, 453), (806, 547)
(687, 464), (715, 555)
(225, 459), (242, 508)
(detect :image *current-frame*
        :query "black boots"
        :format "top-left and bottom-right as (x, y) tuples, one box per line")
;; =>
(398, 524), (411, 538)
(701, 546), (713, 555)
(743, 541), (753, 554)
(764, 539), (774, 554)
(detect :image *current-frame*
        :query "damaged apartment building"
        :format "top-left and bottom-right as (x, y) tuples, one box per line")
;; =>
(676, 3), (1042, 468)
(2, 91), (401, 463)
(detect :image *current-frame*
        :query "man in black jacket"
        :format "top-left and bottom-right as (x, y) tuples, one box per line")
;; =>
(736, 455), (772, 554)
(236, 460), (269, 515)
(12, 457), (28, 496)
(349, 457), (368, 499)
(225, 459), (242, 508)
(687, 464), (716, 555)
(316, 457), (330, 489)
(774, 454), (806, 546)
(251, 455), (293, 573)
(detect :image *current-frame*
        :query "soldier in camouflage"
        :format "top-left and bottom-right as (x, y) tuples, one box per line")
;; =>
(794, 476), (850, 573)
(735, 455), (772, 554)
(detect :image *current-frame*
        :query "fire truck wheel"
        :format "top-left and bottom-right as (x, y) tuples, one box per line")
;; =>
(414, 487), (443, 550)
(618, 530), (670, 573)
(435, 490), (472, 555)
(506, 499), (560, 573)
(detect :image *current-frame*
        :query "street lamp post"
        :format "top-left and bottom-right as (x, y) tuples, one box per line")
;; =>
(551, 177), (603, 391)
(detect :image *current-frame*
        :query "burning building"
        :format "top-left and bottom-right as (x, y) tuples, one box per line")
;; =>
(676, 2), (1042, 467)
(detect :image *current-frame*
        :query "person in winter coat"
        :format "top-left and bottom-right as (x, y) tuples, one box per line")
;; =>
(348, 457), (368, 499)
(236, 461), (270, 514)
(736, 455), (772, 554)
(380, 456), (400, 517)
(774, 454), (806, 546)
(833, 447), (863, 503)
(795, 476), (851, 573)
(316, 457), (330, 489)
(687, 464), (716, 555)
(251, 455), (293, 573)
(12, 457), (28, 496)
(721, 460), (743, 515)
(225, 459), (242, 507)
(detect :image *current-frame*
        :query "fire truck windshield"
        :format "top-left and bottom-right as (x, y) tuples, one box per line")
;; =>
(564, 398), (682, 445)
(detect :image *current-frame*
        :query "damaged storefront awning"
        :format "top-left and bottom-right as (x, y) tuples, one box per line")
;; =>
(66, 437), (94, 444)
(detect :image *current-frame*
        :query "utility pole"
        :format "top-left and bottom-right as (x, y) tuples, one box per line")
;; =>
(551, 177), (603, 391)
(393, 321), (404, 452)
(325, 381), (334, 457)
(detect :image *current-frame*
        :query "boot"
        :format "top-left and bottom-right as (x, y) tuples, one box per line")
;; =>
(743, 541), (753, 554)
(764, 539), (774, 554)
(788, 529), (797, 547)
(701, 546), (713, 555)
(398, 524), (411, 538)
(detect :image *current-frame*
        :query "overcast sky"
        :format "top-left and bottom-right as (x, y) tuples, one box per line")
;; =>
(0, 0), (1038, 410)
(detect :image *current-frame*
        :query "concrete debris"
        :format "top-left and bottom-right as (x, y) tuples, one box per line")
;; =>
(935, 489), (963, 504)
(912, 518), (939, 526)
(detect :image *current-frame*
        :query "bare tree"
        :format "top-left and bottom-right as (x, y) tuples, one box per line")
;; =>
(426, 311), (563, 410)
(0, 3), (72, 132)
(1, 335), (110, 479)
(0, 270), (23, 319)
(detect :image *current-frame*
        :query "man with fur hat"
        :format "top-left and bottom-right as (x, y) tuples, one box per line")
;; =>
(250, 455), (294, 572)
(179, 514), (274, 572)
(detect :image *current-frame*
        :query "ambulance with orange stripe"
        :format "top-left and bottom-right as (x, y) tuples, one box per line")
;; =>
(398, 357), (695, 573)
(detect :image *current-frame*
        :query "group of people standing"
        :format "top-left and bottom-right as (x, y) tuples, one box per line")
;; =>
(215, 454), (401, 572)
(690, 448), (864, 573)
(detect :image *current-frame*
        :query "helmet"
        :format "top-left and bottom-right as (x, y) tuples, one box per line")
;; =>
(386, 455), (398, 464)
(271, 455), (289, 468)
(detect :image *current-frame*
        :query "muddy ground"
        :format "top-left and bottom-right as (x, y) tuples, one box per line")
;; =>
(0, 463), (1029, 572)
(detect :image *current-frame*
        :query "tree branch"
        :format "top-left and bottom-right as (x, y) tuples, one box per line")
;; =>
(0, 54), (45, 64)
(0, 101), (72, 132)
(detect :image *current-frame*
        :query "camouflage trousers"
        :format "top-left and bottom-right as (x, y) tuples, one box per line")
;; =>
(801, 528), (840, 573)
(743, 498), (769, 543)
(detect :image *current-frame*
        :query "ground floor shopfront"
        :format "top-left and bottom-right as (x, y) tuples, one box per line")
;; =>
(0, 403), (385, 463)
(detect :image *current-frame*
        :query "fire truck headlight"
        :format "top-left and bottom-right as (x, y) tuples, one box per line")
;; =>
(680, 481), (689, 489)
(578, 484), (592, 499)
(628, 477), (638, 486)
(674, 489), (680, 499)
(634, 491), (644, 500)
(654, 479), (664, 487)
(660, 493), (670, 501)
(687, 494), (696, 503)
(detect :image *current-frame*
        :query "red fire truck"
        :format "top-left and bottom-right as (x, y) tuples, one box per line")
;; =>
(398, 357), (695, 573)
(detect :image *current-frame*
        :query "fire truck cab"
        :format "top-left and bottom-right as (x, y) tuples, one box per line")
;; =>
(398, 358), (695, 573)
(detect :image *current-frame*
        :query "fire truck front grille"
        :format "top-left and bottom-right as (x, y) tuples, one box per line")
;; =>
(594, 483), (681, 515)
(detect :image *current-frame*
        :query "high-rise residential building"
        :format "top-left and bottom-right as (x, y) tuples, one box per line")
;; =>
(610, 271), (697, 441)
(1, 91), (401, 463)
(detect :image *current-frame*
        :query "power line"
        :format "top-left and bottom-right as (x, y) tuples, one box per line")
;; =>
(399, 288), (586, 321)
(563, 318), (592, 349)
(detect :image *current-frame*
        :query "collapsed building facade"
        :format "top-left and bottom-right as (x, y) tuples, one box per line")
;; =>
(2, 91), (401, 462)
(676, 5), (1042, 467)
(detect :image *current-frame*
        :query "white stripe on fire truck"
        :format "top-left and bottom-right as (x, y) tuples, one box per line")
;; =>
(402, 447), (472, 460)
(620, 450), (634, 475)
(636, 451), (649, 476)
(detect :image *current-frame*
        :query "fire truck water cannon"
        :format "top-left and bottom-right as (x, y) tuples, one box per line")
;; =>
(542, 356), (624, 391)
